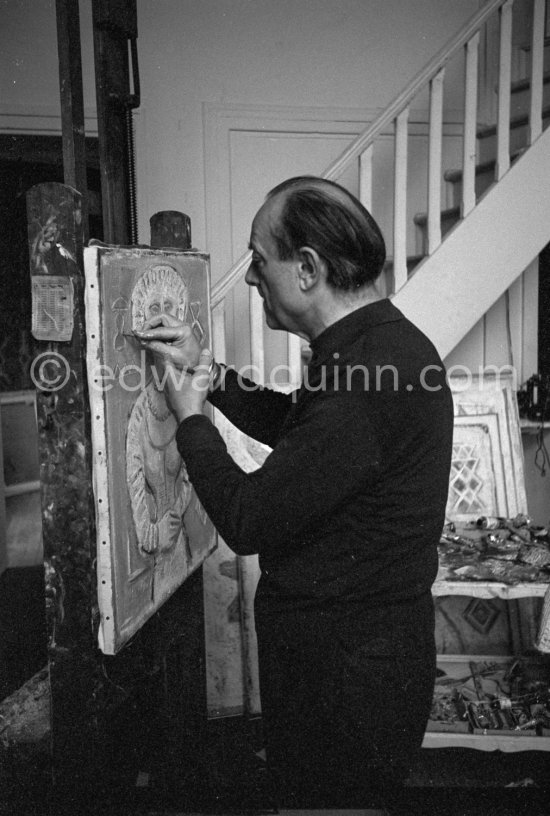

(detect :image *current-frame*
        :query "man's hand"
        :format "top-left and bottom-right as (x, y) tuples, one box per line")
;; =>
(134, 314), (201, 371)
(163, 348), (214, 423)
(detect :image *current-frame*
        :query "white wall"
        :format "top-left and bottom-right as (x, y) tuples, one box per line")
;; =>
(1, 0), (479, 254)
(0, 0), (481, 258)
(0, 0), (96, 123)
(133, 0), (478, 254)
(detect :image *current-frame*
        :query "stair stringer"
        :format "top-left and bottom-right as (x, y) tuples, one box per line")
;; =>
(392, 126), (550, 360)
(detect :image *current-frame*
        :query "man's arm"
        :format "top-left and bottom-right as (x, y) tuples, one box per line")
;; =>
(208, 367), (295, 449)
(135, 315), (295, 447)
(176, 391), (381, 556)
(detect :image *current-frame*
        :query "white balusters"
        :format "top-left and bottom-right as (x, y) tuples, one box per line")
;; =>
(211, 299), (227, 368)
(496, 0), (513, 180)
(462, 32), (480, 217)
(393, 107), (409, 291)
(287, 333), (303, 388)
(211, 251), (251, 310)
(237, 555), (262, 716)
(359, 143), (374, 213)
(529, 0), (546, 144)
(249, 285), (265, 384)
(428, 69), (445, 254)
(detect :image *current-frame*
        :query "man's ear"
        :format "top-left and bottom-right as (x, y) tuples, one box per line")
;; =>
(297, 247), (325, 291)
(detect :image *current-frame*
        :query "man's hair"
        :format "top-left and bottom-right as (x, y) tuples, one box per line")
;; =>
(266, 176), (386, 290)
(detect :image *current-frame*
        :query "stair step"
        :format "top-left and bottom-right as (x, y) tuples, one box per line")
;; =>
(415, 142), (529, 250)
(443, 149), (526, 206)
(413, 207), (459, 229)
(412, 208), (460, 257)
(477, 104), (550, 140)
(413, 140), (529, 248)
(509, 72), (550, 96)
(444, 158), (496, 185)
(381, 255), (424, 294)
(444, 148), (524, 184)
(383, 255), (424, 272)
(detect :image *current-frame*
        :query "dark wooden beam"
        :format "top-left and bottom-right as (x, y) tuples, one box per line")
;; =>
(91, 0), (138, 244)
(26, 187), (209, 800)
(27, 182), (97, 786)
(0, 134), (100, 169)
(55, 0), (89, 243)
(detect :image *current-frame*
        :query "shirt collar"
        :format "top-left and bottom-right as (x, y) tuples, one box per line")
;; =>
(309, 298), (403, 366)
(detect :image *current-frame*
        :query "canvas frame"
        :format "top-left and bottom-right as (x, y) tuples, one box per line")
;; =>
(84, 245), (216, 655)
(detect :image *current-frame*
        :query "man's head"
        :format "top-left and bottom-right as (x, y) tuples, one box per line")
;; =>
(245, 176), (386, 339)
(266, 176), (386, 290)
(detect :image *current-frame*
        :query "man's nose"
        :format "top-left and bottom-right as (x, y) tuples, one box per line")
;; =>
(245, 262), (257, 287)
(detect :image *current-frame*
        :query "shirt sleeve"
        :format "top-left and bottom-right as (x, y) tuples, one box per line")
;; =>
(176, 391), (382, 556)
(208, 367), (295, 448)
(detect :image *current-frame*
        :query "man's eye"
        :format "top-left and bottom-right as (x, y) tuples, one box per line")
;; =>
(252, 254), (263, 267)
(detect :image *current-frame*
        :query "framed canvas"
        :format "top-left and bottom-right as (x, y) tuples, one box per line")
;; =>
(446, 372), (528, 521)
(84, 246), (216, 655)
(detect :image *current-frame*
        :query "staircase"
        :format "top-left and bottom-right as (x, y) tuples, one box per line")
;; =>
(210, 0), (550, 373)
(205, 0), (550, 718)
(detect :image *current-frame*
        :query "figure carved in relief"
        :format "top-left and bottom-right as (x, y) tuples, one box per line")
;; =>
(126, 265), (193, 558)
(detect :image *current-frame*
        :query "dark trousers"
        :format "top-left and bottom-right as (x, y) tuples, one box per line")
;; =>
(255, 593), (436, 809)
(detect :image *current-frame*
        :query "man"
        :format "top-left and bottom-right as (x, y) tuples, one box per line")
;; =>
(136, 176), (454, 809)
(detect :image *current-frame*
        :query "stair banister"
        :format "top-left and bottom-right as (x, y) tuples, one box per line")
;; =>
(288, 333), (303, 386)
(496, 0), (514, 180)
(322, 0), (510, 182)
(428, 69), (445, 255)
(529, 0), (546, 143)
(393, 108), (410, 291)
(462, 32), (480, 218)
(212, 256), (250, 309)
(212, 301), (227, 371)
(359, 144), (374, 212)
(250, 286), (265, 383)
(211, 0), (509, 308)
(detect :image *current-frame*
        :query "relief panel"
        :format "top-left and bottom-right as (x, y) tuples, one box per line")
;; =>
(447, 374), (528, 521)
(84, 246), (216, 654)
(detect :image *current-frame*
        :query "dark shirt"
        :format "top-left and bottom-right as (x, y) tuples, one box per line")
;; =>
(176, 299), (453, 614)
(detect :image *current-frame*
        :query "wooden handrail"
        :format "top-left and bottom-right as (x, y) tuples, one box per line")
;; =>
(212, 253), (250, 309)
(211, 0), (509, 307)
(322, 0), (507, 181)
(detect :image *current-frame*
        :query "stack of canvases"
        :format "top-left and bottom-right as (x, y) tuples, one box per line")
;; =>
(442, 374), (550, 653)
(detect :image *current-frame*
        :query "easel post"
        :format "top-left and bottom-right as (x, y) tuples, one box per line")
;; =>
(27, 182), (98, 788)
(26, 192), (210, 802)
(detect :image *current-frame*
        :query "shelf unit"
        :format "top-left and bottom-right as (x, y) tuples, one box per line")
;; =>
(432, 580), (548, 600)
(423, 728), (547, 752)
(520, 419), (550, 434)
(424, 580), (550, 751)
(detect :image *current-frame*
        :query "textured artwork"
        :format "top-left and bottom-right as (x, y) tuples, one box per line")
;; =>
(203, 413), (269, 717)
(435, 373), (531, 656)
(446, 373), (528, 522)
(84, 247), (216, 655)
(446, 416), (505, 520)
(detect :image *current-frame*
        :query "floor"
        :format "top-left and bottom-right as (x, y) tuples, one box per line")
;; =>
(1, 513), (549, 815)
(125, 715), (550, 816)
(0, 564), (47, 700)
(2, 653), (550, 816)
